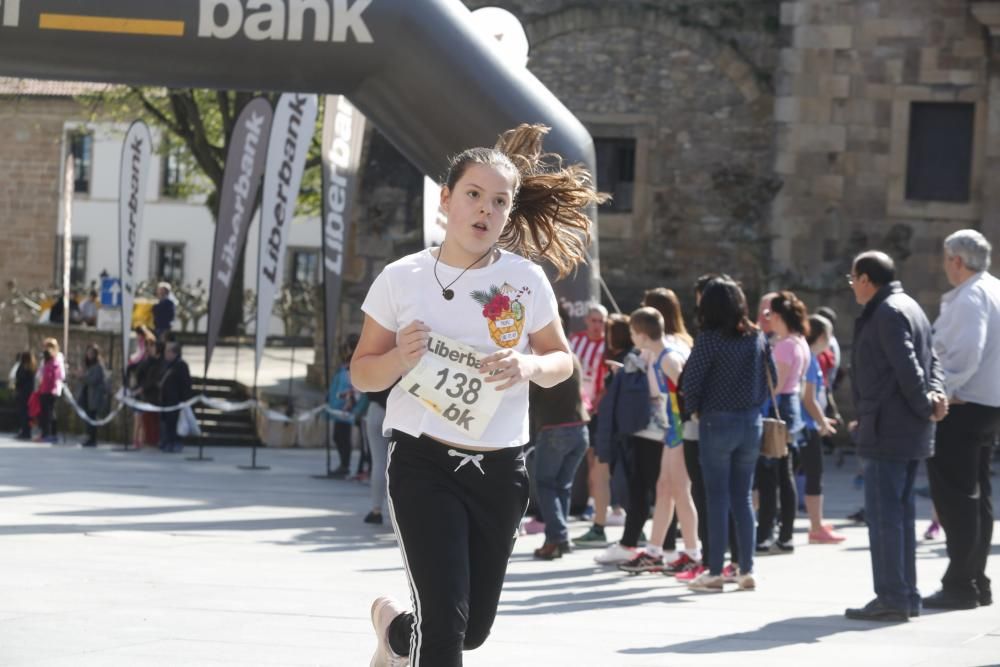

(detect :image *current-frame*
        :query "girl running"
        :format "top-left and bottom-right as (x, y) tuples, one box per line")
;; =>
(351, 124), (605, 666)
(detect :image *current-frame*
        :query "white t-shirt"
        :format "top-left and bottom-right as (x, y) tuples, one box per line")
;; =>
(361, 248), (560, 449)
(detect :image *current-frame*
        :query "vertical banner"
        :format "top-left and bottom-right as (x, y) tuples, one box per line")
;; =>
(118, 120), (152, 378)
(205, 97), (274, 375)
(320, 95), (366, 385)
(255, 93), (319, 375)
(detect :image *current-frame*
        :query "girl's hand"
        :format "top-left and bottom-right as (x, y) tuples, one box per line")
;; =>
(395, 320), (430, 371)
(480, 349), (538, 391)
(819, 416), (838, 437)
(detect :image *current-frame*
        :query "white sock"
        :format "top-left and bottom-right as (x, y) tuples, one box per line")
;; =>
(684, 548), (702, 561)
(645, 544), (663, 558)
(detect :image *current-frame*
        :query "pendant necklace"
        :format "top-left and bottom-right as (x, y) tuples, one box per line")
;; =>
(433, 243), (495, 301)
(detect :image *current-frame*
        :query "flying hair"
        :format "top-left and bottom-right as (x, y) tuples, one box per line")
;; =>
(444, 124), (609, 278)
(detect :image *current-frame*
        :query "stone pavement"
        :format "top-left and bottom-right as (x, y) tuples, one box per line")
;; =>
(0, 435), (997, 667)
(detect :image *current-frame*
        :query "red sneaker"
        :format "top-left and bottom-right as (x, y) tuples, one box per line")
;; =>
(675, 564), (706, 581)
(663, 552), (696, 575)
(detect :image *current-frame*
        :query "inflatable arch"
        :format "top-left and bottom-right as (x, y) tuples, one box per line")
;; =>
(0, 0), (600, 314)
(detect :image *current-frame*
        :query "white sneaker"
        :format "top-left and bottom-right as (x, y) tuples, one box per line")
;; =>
(605, 508), (626, 526)
(687, 572), (725, 592)
(370, 596), (410, 667)
(594, 542), (637, 565)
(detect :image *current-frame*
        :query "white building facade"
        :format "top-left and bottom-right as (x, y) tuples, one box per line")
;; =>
(60, 121), (322, 336)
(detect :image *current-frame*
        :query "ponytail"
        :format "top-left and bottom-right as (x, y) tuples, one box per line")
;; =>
(444, 124), (608, 279)
(497, 124), (607, 278)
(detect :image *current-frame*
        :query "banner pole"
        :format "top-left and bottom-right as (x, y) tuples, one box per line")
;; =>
(186, 362), (213, 462)
(238, 352), (269, 471)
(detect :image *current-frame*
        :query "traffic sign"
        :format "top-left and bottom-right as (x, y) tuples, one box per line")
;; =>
(101, 277), (122, 307)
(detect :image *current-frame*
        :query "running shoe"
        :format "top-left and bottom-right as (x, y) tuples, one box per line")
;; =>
(687, 572), (725, 592)
(370, 596), (409, 667)
(756, 537), (776, 554)
(769, 540), (795, 555)
(674, 564), (706, 582)
(617, 550), (665, 574)
(594, 543), (637, 565)
(662, 552), (697, 575)
(572, 525), (609, 549)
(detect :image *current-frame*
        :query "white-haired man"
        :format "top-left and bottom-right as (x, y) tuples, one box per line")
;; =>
(926, 229), (1000, 610)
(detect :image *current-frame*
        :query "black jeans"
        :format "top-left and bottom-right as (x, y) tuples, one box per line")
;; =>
(800, 429), (823, 495)
(756, 450), (797, 544)
(386, 431), (529, 666)
(333, 421), (353, 470)
(160, 411), (179, 449)
(39, 394), (56, 438)
(928, 403), (1000, 600)
(622, 436), (664, 547)
(16, 395), (31, 437)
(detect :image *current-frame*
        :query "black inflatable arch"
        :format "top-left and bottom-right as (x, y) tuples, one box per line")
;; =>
(0, 0), (599, 312)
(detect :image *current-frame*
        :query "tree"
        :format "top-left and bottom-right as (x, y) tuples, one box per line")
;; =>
(77, 88), (325, 336)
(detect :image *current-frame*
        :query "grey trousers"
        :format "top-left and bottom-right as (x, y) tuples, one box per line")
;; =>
(364, 402), (389, 514)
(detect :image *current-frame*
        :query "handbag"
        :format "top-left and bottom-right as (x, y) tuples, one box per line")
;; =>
(761, 348), (789, 459)
(177, 405), (202, 438)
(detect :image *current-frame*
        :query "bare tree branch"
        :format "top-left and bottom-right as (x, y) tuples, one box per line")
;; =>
(131, 87), (184, 137)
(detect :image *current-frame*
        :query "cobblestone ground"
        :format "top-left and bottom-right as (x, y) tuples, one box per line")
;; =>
(0, 435), (997, 666)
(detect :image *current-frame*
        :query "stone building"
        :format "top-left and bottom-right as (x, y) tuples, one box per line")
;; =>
(0, 80), (96, 367)
(773, 0), (1000, 321)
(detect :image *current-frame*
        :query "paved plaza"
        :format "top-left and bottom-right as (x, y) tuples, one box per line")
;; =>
(0, 435), (997, 666)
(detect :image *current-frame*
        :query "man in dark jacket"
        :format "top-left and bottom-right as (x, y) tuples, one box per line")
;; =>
(846, 251), (948, 622)
(158, 341), (192, 453)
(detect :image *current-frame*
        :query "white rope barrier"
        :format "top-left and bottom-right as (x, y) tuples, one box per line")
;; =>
(60, 390), (352, 428)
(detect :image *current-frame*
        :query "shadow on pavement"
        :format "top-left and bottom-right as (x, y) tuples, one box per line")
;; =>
(620, 613), (894, 655)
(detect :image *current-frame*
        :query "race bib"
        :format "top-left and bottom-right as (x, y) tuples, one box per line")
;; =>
(401, 333), (503, 439)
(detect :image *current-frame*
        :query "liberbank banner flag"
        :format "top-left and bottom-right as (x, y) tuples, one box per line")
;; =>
(118, 120), (152, 378)
(320, 95), (366, 383)
(205, 96), (273, 374)
(255, 93), (319, 374)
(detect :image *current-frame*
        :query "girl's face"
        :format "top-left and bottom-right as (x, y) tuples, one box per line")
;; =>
(440, 163), (515, 259)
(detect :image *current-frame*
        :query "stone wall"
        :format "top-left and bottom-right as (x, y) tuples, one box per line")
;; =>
(772, 0), (993, 328)
(464, 0), (783, 313)
(0, 96), (80, 373)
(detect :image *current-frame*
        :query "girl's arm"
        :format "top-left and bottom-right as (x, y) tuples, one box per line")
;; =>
(802, 380), (836, 436)
(480, 319), (572, 391)
(351, 316), (430, 393)
(661, 351), (684, 385)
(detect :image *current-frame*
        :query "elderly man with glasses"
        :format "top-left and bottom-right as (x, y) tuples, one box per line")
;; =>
(925, 229), (1000, 611)
(844, 250), (947, 622)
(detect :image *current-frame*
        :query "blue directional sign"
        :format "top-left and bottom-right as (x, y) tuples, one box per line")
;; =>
(100, 277), (122, 308)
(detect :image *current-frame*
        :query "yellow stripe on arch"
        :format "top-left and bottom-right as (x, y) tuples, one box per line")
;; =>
(39, 13), (185, 37)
